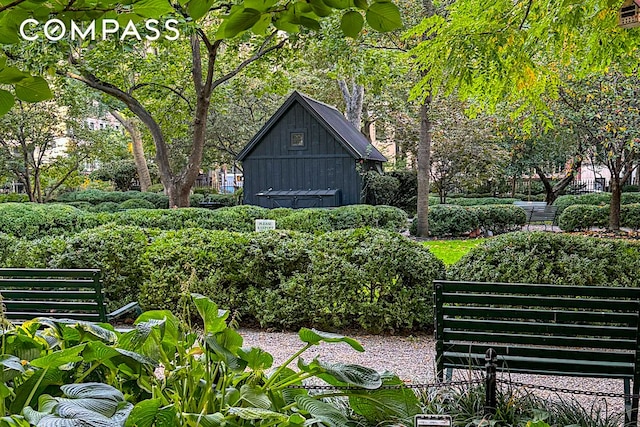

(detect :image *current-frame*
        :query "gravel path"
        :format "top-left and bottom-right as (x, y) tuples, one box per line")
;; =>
(239, 328), (627, 417)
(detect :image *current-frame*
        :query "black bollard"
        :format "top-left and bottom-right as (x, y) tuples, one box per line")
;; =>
(484, 348), (497, 416)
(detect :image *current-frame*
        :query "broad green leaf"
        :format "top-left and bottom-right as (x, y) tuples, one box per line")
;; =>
(0, 67), (28, 84)
(30, 345), (85, 369)
(365, 1), (402, 32)
(322, 0), (350, 9)
(298, 328), (364, 351)
(341, 11), (364, 38)
(354, 0), (367, 8)
(348, 372), (420, 423)
(309, 0), (332, 17)
(245, 0), (278, 11)
(301, 359), (382, 389)
(183, 412), (224, 427)
(238, 347), (273, 371)
(61, 383), (124, 403)
(227, 407), (288, 421)
(204, 336), (247, 372)
(224, 8), (262, 38)
(0, 89), (13, 116)
(299, 16), (321, 30)
(294, 395), (349, 427)
(125, 399), (175, 427)
(192, 293), (227, 334)
(133, 0), (174, 18)
(273, 18), (299, 33)
(14, 77), (53, 103)
(186, 0), (215, 20)
(239, 384), (270, 409)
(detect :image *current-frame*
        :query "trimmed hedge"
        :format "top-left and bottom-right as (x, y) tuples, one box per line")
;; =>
(0, 203), (89, 238)
(557, 205), (608, 231)
(558, 203), (640, 231)
(119, 198), (156, 210)
(56, 189), (170, 209)
(0, 203), (408, 237)
(447, 197), (520, 206)
(448, 231), (640, 287)
(410, 204), (525, 237)
(0, 194), (29, 203)
(140, 227), (444, 333)
(554, 193), (640, 215)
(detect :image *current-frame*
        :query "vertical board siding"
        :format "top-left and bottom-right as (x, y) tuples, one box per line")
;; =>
(243, 101), (375, 207)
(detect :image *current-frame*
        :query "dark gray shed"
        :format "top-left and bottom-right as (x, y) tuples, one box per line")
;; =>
(237, 91), (386, 208)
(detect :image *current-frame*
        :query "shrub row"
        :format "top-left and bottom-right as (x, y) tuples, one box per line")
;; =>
(0, 193), (29, 203)
(410, 204), (526, 237)
(0, 203), (408, 238)
(557, 203), (640, 231)
(554, 193), (640, 215)
(0, 226), (444, 333)
(449, 231), (640, 287)
(446, 197), (520, 206)
(56, 189), (170, 208)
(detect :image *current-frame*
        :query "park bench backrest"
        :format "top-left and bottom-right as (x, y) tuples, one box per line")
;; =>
(0, 268), (106, 323)
(434, 280), (640, 379)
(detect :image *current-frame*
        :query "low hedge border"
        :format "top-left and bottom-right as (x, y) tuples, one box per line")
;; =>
(0, 226), (444, 333)
(410, 204), (526, 237)
(558, 203), (640, 231)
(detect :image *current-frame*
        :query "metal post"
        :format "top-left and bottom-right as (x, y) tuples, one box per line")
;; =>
(484, 348), (497, 416)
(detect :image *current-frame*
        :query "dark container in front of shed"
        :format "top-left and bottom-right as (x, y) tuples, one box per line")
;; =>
(237, 91), (386, 208)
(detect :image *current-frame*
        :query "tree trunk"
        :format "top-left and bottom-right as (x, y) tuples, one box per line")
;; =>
(111, 111), (152, 192)
(609, 177), (621, 231)
(416, 98), (432, 237)
(338, 79), (364, 131)
(535, 161), (581, 205)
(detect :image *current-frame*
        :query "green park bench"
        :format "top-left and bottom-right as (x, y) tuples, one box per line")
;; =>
(0, 268), (141, 324)
(434, 280), (640, 426)
(513, 201), (558, 230)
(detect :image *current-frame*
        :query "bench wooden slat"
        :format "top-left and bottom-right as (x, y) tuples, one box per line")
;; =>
(4, 312), (103, 321)
(442, 293), (640, 311)
(444, 344), (635, 364)
(441, 281), (640, 298)
(444, 318), (636, 338)
(443, 306), (639, 325)
(0, 279), (100, 289)
(0, 291), (99, 300)
(442, 330), (636, 350)
(442, 353), (634, 378)
(4, 301), (100, 311)
(0, 269), (100, 278)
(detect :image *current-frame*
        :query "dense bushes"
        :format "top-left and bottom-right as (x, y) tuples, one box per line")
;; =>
(0, 203), (408, 237)
(0, 225), (444, 333)
(447, 197), (520, 206)
(0, 193), (29, 203)
(557, 205), (608, 231)
(56, 189), (170, 209)
(0, 203), (90, 238)
(410, 204), (526, 237)
(554, 193), (640, 215)
(557, 203), (640, 231)
(448, 231), (640, 287)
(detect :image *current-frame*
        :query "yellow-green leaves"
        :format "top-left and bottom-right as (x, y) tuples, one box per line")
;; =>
(366, 1), (401, 32)
(341, 11), (364, 38)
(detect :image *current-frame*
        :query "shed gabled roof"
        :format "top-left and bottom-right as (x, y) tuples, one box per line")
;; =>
(237, 91), (387, 162)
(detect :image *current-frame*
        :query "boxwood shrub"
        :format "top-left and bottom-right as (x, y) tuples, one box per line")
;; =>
(246, 228), (445, 333)
(621, 204), (640, 230)
(0, 203), (88, 238)
(140, 227), (444, 333)
(474, 205), (526, 234)
(118, 198), (156, 210)
(554, 193), (640, 215)
(448, 231), (640, 287)
(557, 205), (608, 231)
(0, 194), (29, 203)
(447, 197), (520, 206)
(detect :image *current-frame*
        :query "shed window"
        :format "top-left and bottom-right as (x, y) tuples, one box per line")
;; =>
(290, 132), (305, 148)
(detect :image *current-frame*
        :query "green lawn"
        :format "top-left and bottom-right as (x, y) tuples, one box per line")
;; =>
(423, 238), (487, 266)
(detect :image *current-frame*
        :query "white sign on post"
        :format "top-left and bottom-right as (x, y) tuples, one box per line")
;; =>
(255, 219), (276, 232)
(414, 415), (452, 427)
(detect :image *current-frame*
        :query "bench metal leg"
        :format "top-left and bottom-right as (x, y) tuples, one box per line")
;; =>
(631, 378), (639, 427)
(445, 367), (453, 381)
(626, 378), (632, 424)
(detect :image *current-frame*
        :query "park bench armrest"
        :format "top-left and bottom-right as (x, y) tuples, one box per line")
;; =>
(107, 301), (142, 322)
